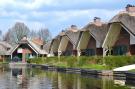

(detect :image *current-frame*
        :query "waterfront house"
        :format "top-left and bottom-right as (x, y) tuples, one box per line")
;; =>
(0, 41), (12, 61)
(10, 36), (48, 62)
(49, 32), (64, 56)
(102, 5), (135, 56)
(77, 17), (108, 56)
(43, 42), (53, 57)
(58, 25), (82, 56)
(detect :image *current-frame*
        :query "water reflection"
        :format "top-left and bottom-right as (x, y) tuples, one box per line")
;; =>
(0, 65), (134, 89)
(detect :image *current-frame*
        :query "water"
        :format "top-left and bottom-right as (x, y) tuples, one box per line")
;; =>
(0, 65), (134, 89)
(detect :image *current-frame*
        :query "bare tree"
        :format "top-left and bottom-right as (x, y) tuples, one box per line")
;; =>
(29, 30), (38, 39)
(3, 29), (12, 42)
(38, 28), (52, 44)
(3, 23), (52, 45)
(3, 22), (30, 44)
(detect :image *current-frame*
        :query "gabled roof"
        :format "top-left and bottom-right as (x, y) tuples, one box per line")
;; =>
(0, 41), (12, 55)
(50, 34), (61, 49)
(32, 38), (43, 46)
(82, 22), (109, 46)
(10, 39), (48, 55)
(28, 40), (47, 54)
(65, 30), (81, 47)
(52, 26), (82, 49)
(109, 12), (135, 35)
(0, 41), (12, 49)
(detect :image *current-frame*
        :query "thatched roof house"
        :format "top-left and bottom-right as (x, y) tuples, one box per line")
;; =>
(43, 41), (53, 57)
(102, 4), (135, 55)
(8, 36), (48, 62)
(0, 36), (51, 61)
(0, 41), (12, 61)
(58, 25), (82, 56)
(0, 41), (12, 57)
(77, 17), (108, 56)
(49, 33), (63, 56)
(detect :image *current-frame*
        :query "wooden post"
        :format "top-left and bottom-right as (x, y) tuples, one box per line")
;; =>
(77, 50), (80, 65)
(22, 49), (26, 63)
(58, 51), (62, 62)
(11, 55), (12, 62)
(103, 48), (108, 65)
(2, 55), (4, 63)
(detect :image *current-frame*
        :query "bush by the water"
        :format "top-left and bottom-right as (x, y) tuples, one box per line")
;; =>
(104, 56), (135, 68)
(27, 56), (135, 70)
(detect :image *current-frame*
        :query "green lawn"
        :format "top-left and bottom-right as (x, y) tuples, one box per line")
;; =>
(27, 56), (135, 70)
(0, 62), (9, 64)
(80, 64), (110, 70)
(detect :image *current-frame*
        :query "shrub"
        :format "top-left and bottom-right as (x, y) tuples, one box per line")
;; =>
(104, 56), (135, 68)
(66, 56), (77, 67)
(27, 55), (135, 70)
(27, 57), (46, 64)
(77, 56), (102, 66)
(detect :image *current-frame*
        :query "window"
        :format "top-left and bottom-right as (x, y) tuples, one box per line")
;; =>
(85, 49), (95, 56)
(113, 45), (127, 55)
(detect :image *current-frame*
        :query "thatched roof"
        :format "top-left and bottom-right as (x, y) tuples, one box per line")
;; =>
(109, 12), (135, 35)
(10, 39), (48, 55)
(28, 40), (47, 54)
(0, 41), (12, 49)
(0, 41), (12, 55)
(65, 30), (81, 48)
(82, 22), (108, 46)
(50, 34), (61, 51)
(58, 31), (66, 36)
(31, 38), (43, 46)
(52, 25), (81, 50)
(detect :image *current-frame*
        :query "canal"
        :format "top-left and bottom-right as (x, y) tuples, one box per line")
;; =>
(0, 64), (134, 89)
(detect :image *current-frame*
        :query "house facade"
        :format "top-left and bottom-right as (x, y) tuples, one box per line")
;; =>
(102, 5), (135, 56)
(10, 36), (48, 62)
(43, 41), (53, 57)
(1, 4), (133, 59)
(0, 36), (47, 62)
(0, 41), (12, 61)
(50, 35), (62, 56)
(58, 25), (82, 56)
(77, 17), (108, 56)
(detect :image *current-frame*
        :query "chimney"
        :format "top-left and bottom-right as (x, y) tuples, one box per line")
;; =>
(126, 4), (135, 12)
(93, 17), (102, 26)
(71, 25), (77, 30)
(94, 17), (101, 23)
(69, 25), (78, 32)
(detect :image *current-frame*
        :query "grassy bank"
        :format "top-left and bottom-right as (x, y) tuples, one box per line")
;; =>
(0, 60), (9, 64)
(27, 56), (135, 70)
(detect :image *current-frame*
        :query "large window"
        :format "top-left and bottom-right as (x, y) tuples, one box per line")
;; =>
(85, 49), (95, 56)
(64, 50), (72, 56)
(113, 45), (127, 55)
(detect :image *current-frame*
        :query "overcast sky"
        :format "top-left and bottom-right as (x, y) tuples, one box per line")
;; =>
(0, 0), (135, 37)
